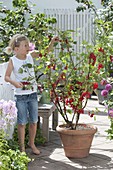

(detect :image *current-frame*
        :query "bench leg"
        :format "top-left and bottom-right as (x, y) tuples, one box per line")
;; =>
(52, 109), (58, 130)
(37, 116), (40, 129)
(42, 117), (49, 142)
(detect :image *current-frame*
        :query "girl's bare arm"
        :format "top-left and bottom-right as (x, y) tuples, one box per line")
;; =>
(30, 36), (58, 58)
(4, 59), (23, 88)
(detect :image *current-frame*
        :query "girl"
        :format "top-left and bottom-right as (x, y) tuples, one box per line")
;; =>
(4, 34), (57, 154)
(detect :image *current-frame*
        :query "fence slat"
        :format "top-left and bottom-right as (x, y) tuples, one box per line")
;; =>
(44, 9), (95, 54)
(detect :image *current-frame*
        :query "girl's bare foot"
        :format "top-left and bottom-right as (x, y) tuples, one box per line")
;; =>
(28, 143), (40, 155)
(19, 143), (25, 152)
(31, 145), (40, 155)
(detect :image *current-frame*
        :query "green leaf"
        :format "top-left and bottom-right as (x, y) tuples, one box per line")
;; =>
(18, 68), (23, 74)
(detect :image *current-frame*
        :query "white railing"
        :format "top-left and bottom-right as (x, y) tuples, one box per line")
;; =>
(44, 9), (95, 54)
(0, 62), (14, 101)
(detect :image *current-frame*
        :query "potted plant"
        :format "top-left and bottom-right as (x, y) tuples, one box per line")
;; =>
(34, 28), (106, 158)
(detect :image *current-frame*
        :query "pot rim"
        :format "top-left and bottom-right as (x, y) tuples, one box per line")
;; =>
(56, 123), (97, 135)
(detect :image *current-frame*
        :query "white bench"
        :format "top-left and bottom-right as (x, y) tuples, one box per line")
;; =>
(38, 103), (58, 142)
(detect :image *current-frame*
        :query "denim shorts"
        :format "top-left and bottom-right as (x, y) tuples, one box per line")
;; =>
(15, 92), (38, 125)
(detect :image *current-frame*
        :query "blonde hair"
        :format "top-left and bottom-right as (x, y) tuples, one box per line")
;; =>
(4, 34), (29, 55)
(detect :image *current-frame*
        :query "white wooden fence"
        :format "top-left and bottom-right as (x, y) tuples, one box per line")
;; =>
(44, 9), (95, 54)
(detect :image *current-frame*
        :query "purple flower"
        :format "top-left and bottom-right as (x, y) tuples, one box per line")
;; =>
(0, 99), (17, 132)
(29, 43), (35, 51)
(101, 89), (108, 96)
(0, 119), (7, 130)
(108, 109), (113, 118)
(105, 84), (112, 91)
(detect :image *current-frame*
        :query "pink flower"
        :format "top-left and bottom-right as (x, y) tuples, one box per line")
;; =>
(108, 109), (113, 118)
(105, 84), (112, 91)
(101, 89), (108, 96)
(0, 100), (17, 131)
(29, 43), (35, 51)
(100, 79), (107, 85)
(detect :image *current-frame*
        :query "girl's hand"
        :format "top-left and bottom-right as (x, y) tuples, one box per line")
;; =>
(46, 36), (59, 52)
(51, 36), (59, 44)
(12, 81), (23, 88)
(30, 36), (60, 57)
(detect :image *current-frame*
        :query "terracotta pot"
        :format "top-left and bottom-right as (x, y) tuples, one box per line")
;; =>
(56, 123), (97, 158)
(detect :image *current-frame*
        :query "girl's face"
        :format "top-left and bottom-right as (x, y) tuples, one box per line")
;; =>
(14, 40), (29, 56)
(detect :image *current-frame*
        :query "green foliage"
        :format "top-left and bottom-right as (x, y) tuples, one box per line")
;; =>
(75, 0), (113, 76)
(34, 28), (106, 129)
(77, 0), (113, 140)
(106, 118), (113, 140)
(0, 0), (56, 62)
(0, 131), (31, 170)
(101, 0), (111, 7)
(0, 124), (45, 169)
(27, 13), (57, 50)
(75, 0), (96, 12)
(32, 0), (113, 130)
(0, 0), (31, 62)
(12, 0), (30, 8)
(75, 0), (111, 12)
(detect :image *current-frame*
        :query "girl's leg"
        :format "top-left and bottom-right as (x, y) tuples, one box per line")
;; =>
(28, 123), (40, 155)
(18, 124), (26, 152)
(15, 95), (28, 152)
(28, 93), (40, 155)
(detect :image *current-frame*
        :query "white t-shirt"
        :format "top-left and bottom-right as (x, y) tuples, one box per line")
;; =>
(11, 53), (37, 95)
